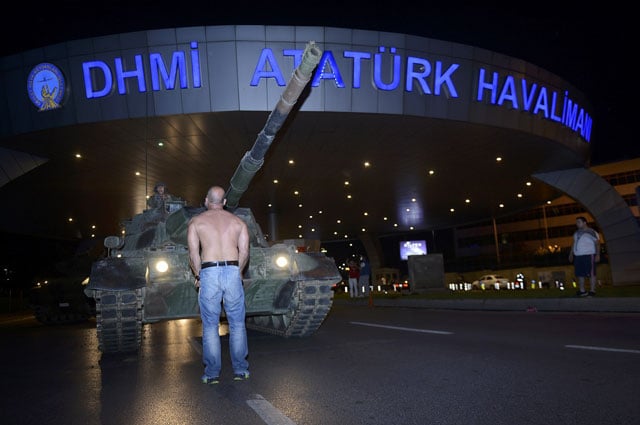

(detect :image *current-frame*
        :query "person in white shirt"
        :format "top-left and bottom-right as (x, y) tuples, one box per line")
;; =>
(568, 216), (600, 297)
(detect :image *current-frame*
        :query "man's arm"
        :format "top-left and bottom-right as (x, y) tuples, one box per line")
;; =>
(187, 219), (201, 279)
(237, 221), (250, 272)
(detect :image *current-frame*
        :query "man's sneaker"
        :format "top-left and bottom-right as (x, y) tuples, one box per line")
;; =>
(576, 291), (588, 297)
(201, 376), (220, 385)
(233, 372), (250, 381)
(588, 291), (596, 297)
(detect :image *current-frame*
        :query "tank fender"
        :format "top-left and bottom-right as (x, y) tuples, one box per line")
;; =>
(85, 257), (147, 293)
(292, 252), (342, 281)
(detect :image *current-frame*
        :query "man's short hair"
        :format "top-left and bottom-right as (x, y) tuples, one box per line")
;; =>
(576, 216), (587, 223)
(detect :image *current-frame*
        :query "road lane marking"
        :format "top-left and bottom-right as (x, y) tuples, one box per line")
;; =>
(565, 344), (640, 354)
(192, 338), (296, 424)
(247, 394), (296, 425)
(350, 321), (452, 334)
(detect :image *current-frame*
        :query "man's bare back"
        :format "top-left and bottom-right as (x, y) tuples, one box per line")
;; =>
(187, 186), (249, 284)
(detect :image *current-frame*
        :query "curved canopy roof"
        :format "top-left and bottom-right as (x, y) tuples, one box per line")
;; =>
(0, 26), (593, 243)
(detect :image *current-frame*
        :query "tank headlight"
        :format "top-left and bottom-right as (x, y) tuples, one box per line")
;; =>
(275, 256), (289, 268)
(155, 260), (169, 273)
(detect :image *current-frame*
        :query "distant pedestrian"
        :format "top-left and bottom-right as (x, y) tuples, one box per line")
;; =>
(347, 258), (360, 298)
(358, 255), (371, 297)
(568, 216), (600, 297)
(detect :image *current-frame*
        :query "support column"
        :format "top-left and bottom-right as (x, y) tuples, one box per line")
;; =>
(533, 168), (640, 286)
(268, 210), (278, 242)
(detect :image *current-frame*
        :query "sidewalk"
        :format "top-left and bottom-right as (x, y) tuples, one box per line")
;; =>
(334, 295), (640, 313)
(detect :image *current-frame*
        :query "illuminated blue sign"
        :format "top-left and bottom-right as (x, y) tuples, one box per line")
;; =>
(82, 41), (202, 98)
(250, 47), (591, 141)
(27, 63), (66, 111)
(73, 42), (593, 142)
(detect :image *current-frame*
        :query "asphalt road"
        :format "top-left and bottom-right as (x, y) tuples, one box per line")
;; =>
(2, 304), (639, 425)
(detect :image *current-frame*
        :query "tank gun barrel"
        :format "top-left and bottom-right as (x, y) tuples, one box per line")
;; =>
(225, 41), (322, 210)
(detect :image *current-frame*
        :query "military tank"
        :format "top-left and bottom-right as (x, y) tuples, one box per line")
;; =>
(85, 41), (341, 353)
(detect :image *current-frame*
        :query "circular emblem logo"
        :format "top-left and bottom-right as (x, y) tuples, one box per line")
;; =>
(27, 63), (66, 111)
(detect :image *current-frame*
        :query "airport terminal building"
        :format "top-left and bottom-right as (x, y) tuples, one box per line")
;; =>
(1, 25), (638, 285)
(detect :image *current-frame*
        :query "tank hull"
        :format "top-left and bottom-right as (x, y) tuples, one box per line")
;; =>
(85, 42), (337, 353)
(86, 208), (341, 352)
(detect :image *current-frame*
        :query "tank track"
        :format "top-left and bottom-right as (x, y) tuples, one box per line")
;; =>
(94, 288), (143, 353)
(246, 279), (334, 337)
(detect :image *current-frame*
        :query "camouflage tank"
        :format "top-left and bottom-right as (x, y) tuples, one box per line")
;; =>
(85, 41), (341, 353)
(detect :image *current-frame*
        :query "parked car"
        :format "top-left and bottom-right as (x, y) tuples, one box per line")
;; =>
(331, 280), (349, 293)
(471, 274), (510, 290)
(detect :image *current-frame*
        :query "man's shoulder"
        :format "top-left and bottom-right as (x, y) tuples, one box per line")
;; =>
(585, 228), (598, 238)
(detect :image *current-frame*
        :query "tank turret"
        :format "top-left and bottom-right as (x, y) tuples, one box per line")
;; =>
(84, 41), (341, 353)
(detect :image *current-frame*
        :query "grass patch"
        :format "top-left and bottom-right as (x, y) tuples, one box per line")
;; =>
(333, 284), (640, 300)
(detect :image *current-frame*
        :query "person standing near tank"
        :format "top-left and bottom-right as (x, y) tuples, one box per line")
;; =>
(358, 255), (371, 297)
(187, 185), (250, 384)
(347, 258), (360, 298)
(568, 216), (600, 297)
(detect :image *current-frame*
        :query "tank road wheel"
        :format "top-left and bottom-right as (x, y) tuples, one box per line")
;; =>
(246, 279), (334, 337)
(94, 289), (143, 353)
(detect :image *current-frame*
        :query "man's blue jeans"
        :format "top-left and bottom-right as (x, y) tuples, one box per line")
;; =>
(199, 265), (249, 379)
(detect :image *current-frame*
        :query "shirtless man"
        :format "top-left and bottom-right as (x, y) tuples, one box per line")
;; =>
(187, 185), (250, 384)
